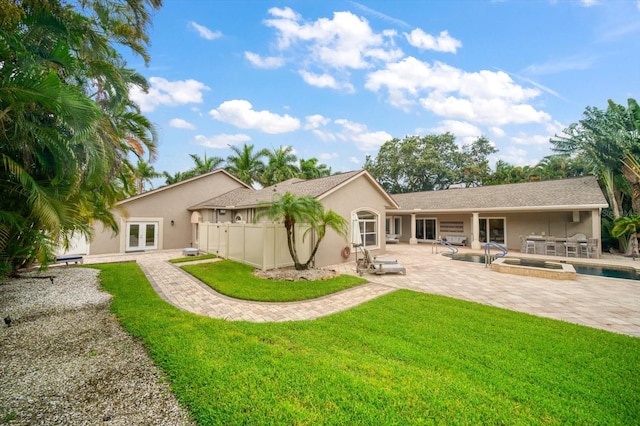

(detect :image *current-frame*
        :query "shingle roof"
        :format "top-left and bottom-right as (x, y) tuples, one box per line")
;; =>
(189, 170), (398, 209)
(390, 176), (608, 212)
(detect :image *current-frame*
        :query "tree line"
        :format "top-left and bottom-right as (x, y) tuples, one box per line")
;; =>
(133, 145), (332, 193)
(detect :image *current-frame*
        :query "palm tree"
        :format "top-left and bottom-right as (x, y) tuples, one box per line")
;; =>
(302, 209), (347, 269)
(187, 153), (225, 177)
(256, 192), (347, 270)
(133, 159), (162, 193)
(298, 158), (332, 179)
(0, 0), (161, 277)
(226, 144), (269, 186)
(611, 214), (640, 258)
(262, 146), (300, 186)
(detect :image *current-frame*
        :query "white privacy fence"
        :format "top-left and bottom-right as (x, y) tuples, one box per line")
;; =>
(197, 222), (313, 271)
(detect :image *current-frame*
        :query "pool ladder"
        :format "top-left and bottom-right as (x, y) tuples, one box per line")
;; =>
(484, 242), (508, 267)
(432, 239), (458, 255)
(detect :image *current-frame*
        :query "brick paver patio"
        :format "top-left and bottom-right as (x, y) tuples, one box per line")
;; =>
(83, 244), (640, 337)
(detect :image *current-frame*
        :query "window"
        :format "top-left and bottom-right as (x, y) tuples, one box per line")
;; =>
(385, 216), (402, 235)
(126, 222), (158, 251)
(357, 210), (378, 248)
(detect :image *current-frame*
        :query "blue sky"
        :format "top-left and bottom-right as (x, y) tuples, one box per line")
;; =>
(124, 0), (640, 182)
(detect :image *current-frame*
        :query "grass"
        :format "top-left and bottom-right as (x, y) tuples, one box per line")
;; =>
(94, 262), (640, 425)
(181, 260), (367, 302)
(168, 254), (217, 264)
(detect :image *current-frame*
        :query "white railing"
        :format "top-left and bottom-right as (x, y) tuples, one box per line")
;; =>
(197, 222), (312, 271)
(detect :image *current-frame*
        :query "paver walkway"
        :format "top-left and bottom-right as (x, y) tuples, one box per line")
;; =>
(83, 245), (640, 337)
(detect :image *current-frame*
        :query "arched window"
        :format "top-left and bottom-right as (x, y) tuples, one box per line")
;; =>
(357, 210), (378, 247)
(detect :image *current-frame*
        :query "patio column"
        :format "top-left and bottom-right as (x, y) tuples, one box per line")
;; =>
(471, 212), (481, 249)
(409, 213), (418, 245)
(592, 209), (601, 256)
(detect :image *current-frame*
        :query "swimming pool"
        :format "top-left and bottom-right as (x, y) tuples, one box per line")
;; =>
(448, 254), (640, 281)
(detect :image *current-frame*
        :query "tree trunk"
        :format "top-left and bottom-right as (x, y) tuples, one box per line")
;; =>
(625, 232), (639, 258)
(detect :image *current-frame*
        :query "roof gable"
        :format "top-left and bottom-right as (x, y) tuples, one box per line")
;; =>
(190, 170), (399, 210)
(391, 176), (608, 212)
(117, 169), (251, 206)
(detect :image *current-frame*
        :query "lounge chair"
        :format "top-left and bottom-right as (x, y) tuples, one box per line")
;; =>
(358, 247), (406, 276)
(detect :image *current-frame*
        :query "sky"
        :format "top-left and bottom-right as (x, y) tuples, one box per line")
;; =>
(122, 0), (640, 185)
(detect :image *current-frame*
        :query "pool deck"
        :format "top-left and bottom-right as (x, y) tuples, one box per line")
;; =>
(82, 244), (640, 338)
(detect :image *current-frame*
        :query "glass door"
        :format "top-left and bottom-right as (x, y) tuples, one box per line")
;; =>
(479, 218), (505, 243)
(126, 222), (158, 251)
(416, 218), (436, 240)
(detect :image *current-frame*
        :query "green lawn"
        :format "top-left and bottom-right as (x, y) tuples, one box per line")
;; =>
(94, 263), (640, 425)
(181, 260), (367, 302)
(169, 254), (217, 263)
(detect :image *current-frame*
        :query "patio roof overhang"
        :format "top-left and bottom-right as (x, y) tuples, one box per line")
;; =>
(387, 203), (608, 215)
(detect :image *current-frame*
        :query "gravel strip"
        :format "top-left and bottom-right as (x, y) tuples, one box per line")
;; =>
(0, 267), (194, 425)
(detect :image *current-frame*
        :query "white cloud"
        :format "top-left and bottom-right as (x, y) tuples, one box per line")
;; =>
(334, 119), (393, 151)
(299, 70), (355, 92)
(366, 57), (551, 126)
(427, 120), (483, 145)
(244, 52), (285, 69)
(420, 93), (550, 126)
(405, 28), (462, 53)
(349, 156), (362, 164)
(169, 118), (196, 130)
(264, 8), (397, 70)
(489, 126), (505, 138)
(129, 77), (210, 112)
(319, 152), (339, 160)
(194, 133), (251, 149)
(498, 146), (535, 166)
(304, 114), (330, 130)
(189, 21), (222, 40)
(510, 133), (551, 146)
(209, 100), (300, 134)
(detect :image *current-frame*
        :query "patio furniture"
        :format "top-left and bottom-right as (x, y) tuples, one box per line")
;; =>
(520, 235), (536, 254)
(445, 235), (467, 246)
(564, 239), (579, 257)
(358, 247), (406, 275)
(544, 237), (558, 256)
(182, 248), (199, 256)
(386, 233), (399, 244)
(580, 238), (599, 258)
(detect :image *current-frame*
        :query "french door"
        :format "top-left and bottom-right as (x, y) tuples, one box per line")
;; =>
(416, 218), (436, 240)
(126, 222), (158, 251)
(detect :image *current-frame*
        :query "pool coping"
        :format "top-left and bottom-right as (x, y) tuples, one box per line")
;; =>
(491, 257), (577, 280)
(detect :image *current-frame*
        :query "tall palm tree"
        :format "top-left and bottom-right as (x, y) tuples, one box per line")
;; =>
(256, 192), (346, 270)
(133, 159), (162, 193)
(262, 146), (300, 186)
(298, 158), (332, 179)
(187, 153), (225, 177)
(226, 144), (269, 186)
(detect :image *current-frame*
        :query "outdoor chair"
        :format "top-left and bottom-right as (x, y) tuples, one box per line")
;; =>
(564, 239), (579, 257)
(544, 237), (558, 256)
(358, 247), (406, 276)
(580, 238), (599, 258)
(520, 235), (535, 254)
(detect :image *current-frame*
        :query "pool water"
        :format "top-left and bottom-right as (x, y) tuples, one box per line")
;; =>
(448, 254), (640, 281)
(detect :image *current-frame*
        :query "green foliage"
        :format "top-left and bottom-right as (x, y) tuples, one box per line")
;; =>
(0, 0), (160, 277)
(262, 145), (300, 186)
(256, 192), (347, 270)
(168, 254), (217, 264)
(182, 260), (366, 302)
(95, 262), (640, 425)
(550, 98), (640, 217)
(225, 143), (269, 186)
(365, 133), (497, 193)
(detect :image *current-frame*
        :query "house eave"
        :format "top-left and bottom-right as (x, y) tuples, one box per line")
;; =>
(388, 204), (609, 215)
